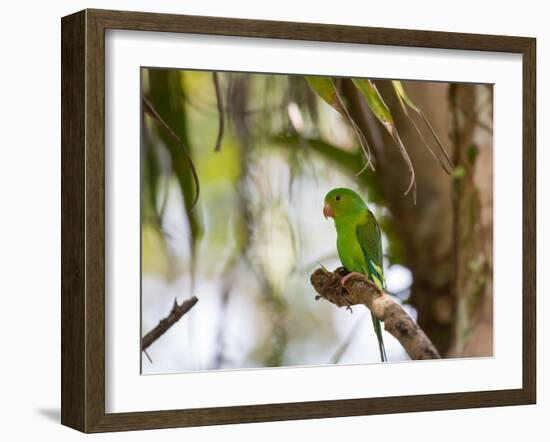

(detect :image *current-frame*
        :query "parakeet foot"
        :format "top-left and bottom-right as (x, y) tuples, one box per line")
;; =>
(339, 290), (355, 314)
(340, 272), (364, 287)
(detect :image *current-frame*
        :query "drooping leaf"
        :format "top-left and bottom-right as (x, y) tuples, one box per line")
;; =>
(392, 80), (454, 174)
(142, 95), (200, 211)
(392, 80), (421, 113)
(141, 108), (172, 263)
(352, 79), (416, 200)
(352, 79), (394, 131)
(144, 69), (204, 286)
(305, 77), (374, 173)
(304, 76), (344, 114)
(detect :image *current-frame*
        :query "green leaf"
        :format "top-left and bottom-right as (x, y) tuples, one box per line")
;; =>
(391, 80), (454, 174)
(467, 143), (479, 165)
(304, 76), (343, 114)
(305, 76), (374, 173)
(392, 80), (421, 113)
(352, 79), (394, 131)
(144, 69), (204, 285)
(352, 79), (416, 200)
(452, 165), (466, 179)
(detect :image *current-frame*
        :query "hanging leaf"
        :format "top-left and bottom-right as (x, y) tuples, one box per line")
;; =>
(144, 69), (203, 287)
(305, 76), (345, 114)
(392, 80), (454, 174)
(305, 76), (374, 173)
(352, 79), (394, 130)
(352, 79), (416, 200)
(142, 96), (200, 211)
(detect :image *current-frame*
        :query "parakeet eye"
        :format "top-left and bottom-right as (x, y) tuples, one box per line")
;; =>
(335, 195), (341, 201)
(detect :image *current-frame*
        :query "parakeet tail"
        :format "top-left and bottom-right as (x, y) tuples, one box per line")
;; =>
(371, 312), (387, 362)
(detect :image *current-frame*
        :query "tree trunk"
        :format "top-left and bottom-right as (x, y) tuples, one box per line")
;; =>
(448, 84), (493, 357)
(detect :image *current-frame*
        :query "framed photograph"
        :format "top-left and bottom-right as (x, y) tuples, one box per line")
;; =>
(61, 9), (536, 433)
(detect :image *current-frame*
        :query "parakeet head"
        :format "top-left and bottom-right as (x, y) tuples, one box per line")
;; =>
(323, 187), (367, 219)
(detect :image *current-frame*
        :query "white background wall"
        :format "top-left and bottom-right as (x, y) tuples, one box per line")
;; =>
(0, 0), (545, 440)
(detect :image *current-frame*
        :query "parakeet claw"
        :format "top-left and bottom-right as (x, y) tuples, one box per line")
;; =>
(340, 271), (364, 287)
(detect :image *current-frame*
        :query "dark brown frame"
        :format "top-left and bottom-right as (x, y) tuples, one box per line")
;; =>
(61, 8), (536, 433)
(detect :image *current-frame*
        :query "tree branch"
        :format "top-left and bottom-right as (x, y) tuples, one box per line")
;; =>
(141, 296), (199, 351)
(310, 268), (440, 360)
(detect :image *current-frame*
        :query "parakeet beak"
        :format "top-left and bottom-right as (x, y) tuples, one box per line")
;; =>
(323, 202), (334, 219)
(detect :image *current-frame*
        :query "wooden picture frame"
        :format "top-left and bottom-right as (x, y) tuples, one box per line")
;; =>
(61, 8), (536, 433)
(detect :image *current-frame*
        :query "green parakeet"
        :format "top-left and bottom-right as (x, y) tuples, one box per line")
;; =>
(323, 187), (387, 362)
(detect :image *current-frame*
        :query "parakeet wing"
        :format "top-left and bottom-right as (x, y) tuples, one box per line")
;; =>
(356, 211), (385, 289)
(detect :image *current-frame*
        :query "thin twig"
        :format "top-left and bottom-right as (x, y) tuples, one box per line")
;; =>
(143, 349), (153, 363)
(141, 296), (199, 351)
(391, 129), (417, 203)
(392, 81), (454, 174)
(332, 80), (375, 173)
(418, 108), (455, 170)
(404, 109), (454, 175)
(212, 72), (225, 152)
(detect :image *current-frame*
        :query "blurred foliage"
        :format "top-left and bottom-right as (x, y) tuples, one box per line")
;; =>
(140, 69), (452, 371)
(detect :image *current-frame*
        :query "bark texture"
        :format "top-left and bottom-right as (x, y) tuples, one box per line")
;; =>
(141, 296), (199, 351)
(448, 84), (494, 357)
(310, 267), (440, 360)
